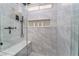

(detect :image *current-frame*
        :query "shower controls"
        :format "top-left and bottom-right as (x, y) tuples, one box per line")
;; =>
(4, 26), (16, 34)
(0, 42), (3, 46)
(16, 15), (19, 21)
(20, 16), (24, 37)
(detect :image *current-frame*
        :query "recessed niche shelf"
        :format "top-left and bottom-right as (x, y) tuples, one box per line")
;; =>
(28, 19), (50, 27)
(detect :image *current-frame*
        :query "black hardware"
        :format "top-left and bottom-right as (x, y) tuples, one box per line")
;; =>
(16, 15), (19, 21)
(23, 3), (31, 6)
(0, 42), (3, 46)
(22, 3), (26, 6)
(20, 16), (24, 37)
(26, 3), (31, 5)
(4, 27), (16, 34)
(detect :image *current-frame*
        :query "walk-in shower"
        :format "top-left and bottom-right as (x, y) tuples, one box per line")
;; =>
(0, 3), (79, 56)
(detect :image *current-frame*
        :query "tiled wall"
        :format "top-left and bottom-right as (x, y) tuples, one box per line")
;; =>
(56, 4), (72, 56)
(28, 27), (57, 55)
(28, 3), (79, 56)
(28, 4), (57, 56)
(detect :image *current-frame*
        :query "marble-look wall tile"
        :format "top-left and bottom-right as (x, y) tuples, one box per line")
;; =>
(56, 4), (72, 56)
(28, 3), (79, 56)
(28, 27), (57, 55)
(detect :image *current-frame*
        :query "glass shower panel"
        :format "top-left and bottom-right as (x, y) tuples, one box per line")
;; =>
(1, 15), (11, 51)
(1, 15), (15, 51)
(71, 4), (79, 56)
(0, 15), (23, 52)
(0, 15), (1, 51)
